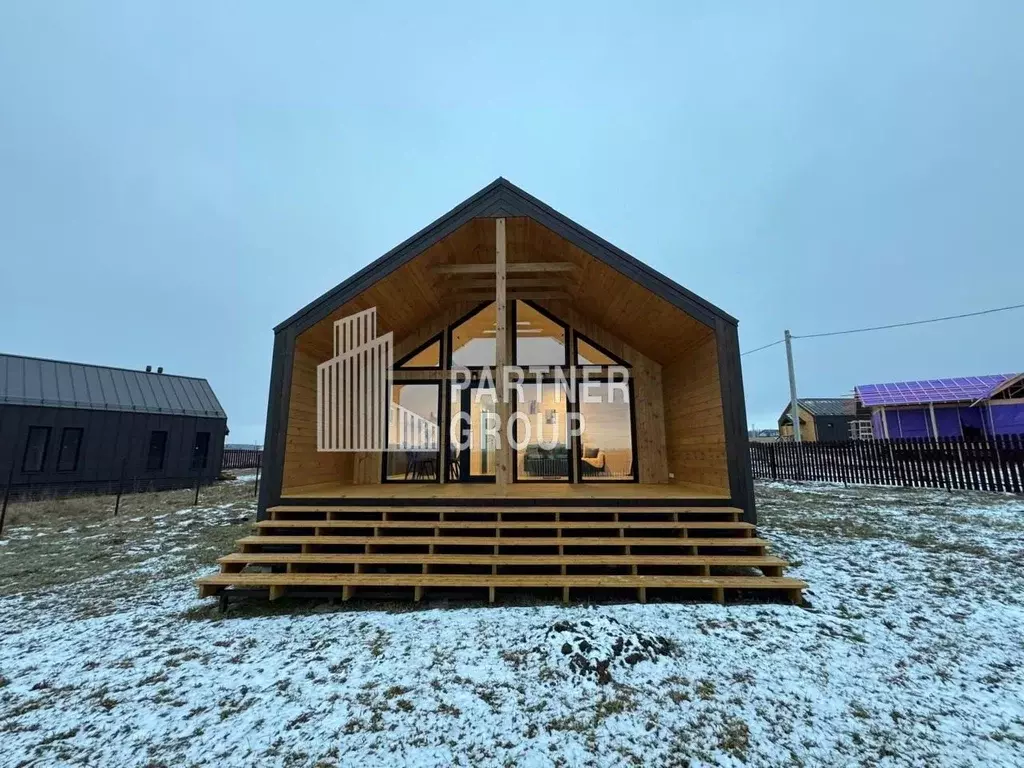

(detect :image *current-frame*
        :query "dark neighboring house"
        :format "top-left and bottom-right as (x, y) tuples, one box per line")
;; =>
(778, 398), (870, 442)
(0, 354), (227, 492)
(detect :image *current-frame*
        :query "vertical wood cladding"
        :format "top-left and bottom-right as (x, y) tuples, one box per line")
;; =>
(661, 330), (729, 493)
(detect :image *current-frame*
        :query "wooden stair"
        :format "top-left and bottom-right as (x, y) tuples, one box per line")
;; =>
(197, 503), (806, 606)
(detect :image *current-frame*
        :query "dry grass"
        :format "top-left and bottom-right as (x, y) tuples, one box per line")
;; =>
(0, 479), (256, 600)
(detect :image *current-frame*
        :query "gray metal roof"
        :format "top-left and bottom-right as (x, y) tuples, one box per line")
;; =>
(779, 398), (857, 423)
(798, 398), (857, 417)
(0, 353), (226, 418)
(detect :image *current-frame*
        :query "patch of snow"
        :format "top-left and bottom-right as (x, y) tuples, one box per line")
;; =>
(0, 483), (1022, 766)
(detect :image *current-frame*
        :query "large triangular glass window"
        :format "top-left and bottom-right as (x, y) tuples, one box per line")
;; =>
(576, 334), (629, 367)
(396, 334), (441, 369)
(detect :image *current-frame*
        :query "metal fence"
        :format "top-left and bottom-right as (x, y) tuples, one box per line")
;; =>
(751, 436), (1024, 494)
(0, 464), (261, 539)
(221, 448), (263, 470)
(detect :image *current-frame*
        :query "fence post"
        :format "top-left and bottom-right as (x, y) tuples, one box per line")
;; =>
(254, 462), (261, 499)
(194, 471), (201, 507)
(114, 458), (127, 517)
(0, 461), (14, 540)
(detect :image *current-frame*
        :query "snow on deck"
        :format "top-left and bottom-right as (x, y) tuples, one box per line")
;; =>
(0, 482), (1022, 766)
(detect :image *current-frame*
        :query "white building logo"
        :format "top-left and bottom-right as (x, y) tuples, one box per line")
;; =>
(317, 308), (396, 452)
(318, 307), (629, 456)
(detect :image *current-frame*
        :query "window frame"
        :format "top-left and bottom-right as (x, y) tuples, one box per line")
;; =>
(511, 299), (571, 369)
(146, 430), (168, 472)
(380, 379), (444, 484)
(573, 332), (632, 369)
(192, 431), (212, 470)
(446, 301), (497, 372)
(22, 426), (51, 473)
(56, 427), (84, 473)
(395, 332), (444, 371)
(512, 374), (574, 483)
(573, 373), (640, 483)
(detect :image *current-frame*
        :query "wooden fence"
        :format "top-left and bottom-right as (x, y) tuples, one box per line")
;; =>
(750, 436), (1024, 494)
(221, 448), (263, 470)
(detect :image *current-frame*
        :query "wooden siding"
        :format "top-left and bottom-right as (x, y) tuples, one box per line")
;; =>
(661, 330), (729, 493)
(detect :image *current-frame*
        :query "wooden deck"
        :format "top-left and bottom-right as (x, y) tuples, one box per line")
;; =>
(282, 481), (730, 501)
(198, 500), (805, 607)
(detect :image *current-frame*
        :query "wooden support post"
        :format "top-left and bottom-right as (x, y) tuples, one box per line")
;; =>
(789, 589), (804, 606)
(488, 586), (496, 604)
(494, 217), (512, 488)
(712, 587), (725, 605)
(342, 585), (354, 602)
(414, 586), (423, 602)
(269, 585), (285, 601)
(562, 586), (570, 605)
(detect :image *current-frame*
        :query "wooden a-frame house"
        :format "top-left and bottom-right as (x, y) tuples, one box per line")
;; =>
(199, 179), (805, 606)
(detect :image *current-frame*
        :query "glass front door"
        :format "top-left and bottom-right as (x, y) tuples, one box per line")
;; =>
(449, 384), (497, 482)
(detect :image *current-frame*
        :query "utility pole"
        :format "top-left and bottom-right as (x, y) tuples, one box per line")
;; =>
(785, 329), (801, 442)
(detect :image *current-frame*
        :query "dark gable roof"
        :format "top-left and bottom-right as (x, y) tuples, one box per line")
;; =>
(779, 398), (856, 422)
(276, 177), (737, 336)
(0, 353), (226, 419)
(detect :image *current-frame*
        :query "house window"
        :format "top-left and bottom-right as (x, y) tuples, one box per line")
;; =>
(449, 302), (497, 368)
(192, 432), (211, 470)
(22, 426), (51, 472)
(515, 301), (567, 367)
(575, 334), (630, 368)
(147, 431), (168, 471)
(384, 383), (441, 481)
(577, 379), (636, 481)
(396, 334), (441, 369)
(56, 427), (84, 472)
(515, 380), (570, 481)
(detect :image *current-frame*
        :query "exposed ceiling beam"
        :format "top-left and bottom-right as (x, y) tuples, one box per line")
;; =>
(440, 277), (570, 291)
(433, 262), (576, 275)
(447, 290), (572, 302)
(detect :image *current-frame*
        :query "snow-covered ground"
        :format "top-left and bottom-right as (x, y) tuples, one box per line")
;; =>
(1, 482), (1022, 767)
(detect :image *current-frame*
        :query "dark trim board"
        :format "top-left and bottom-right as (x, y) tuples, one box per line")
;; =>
(716, 318), (756, 524)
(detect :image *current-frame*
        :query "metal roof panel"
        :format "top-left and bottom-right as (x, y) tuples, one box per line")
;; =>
(0, 353), (226, 418)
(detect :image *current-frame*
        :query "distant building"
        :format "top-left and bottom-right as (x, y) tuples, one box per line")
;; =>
(855, 374), (1024, 439)
(778, 398), (871, 442)
(0, 354), (227, 491)
(748, 428), (780, 442)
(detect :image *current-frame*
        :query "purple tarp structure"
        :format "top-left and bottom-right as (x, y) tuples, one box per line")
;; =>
(855, 374), (1024, 438)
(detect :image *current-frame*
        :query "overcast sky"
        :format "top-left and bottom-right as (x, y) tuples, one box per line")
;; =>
(2, 2), (1021, 442)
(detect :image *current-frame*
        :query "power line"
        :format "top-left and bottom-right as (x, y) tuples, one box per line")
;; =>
(792, 302), (1024, 340)
(741, 339), (784, 357)
(739, 301), (1024, 355)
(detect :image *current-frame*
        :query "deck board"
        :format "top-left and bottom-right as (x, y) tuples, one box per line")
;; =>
(281, 481), (729, 501)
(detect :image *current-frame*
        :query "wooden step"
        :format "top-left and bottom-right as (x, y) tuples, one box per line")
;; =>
(237, 535), (769, 551)
(256, 519), (755, 531)
(218, 552), (786, 575)
(268, 505), (743, 518)
(219, 553), (788, 568)
(197, 572), (807, 604)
